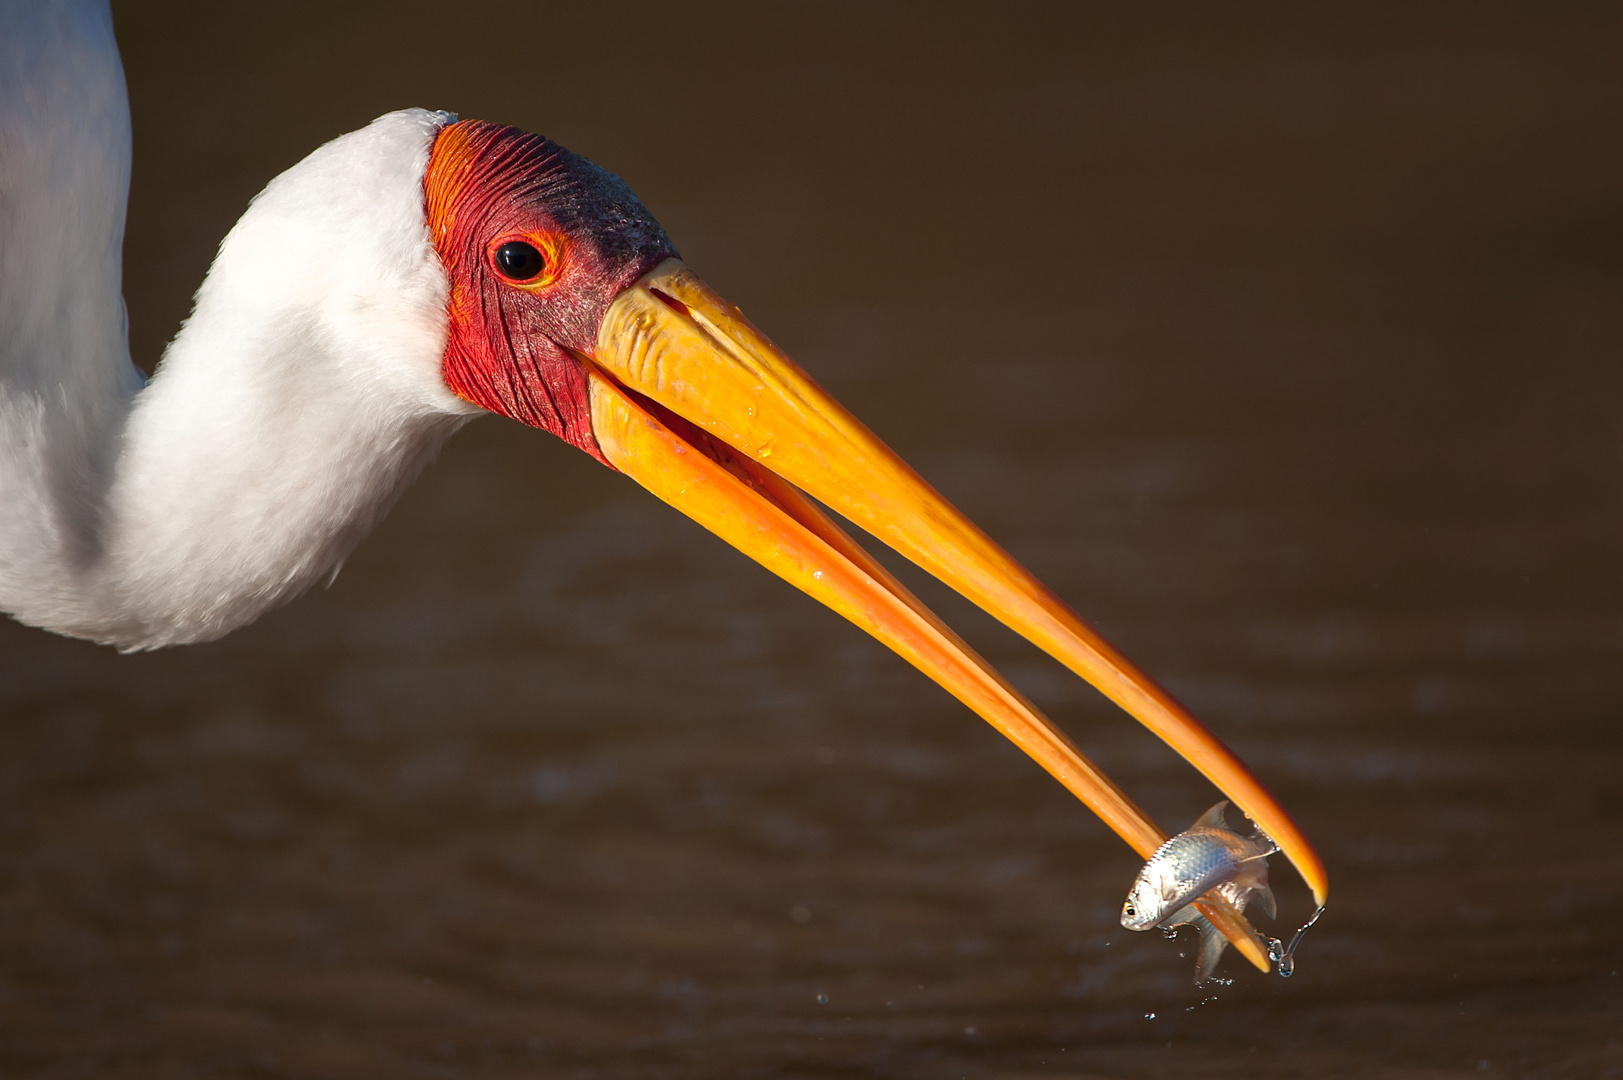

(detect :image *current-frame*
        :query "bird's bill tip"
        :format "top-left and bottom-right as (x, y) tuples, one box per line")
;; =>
(582, 258), (1325, 959)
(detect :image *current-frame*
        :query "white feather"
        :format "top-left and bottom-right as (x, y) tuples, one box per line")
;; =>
(0, 0), (479, 649)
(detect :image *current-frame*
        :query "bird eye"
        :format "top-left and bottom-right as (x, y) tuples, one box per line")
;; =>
(494, 240), (546, 282)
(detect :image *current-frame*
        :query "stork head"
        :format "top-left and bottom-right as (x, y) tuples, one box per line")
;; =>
(424, 120), (675, 462)
(416, 114), (1327, 948)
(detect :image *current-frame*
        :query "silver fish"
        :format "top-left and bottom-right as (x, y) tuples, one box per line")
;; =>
(1121, 800), (1279, 980)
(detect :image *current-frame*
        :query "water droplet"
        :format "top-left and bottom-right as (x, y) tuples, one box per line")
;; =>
(816, 993), (828, 1005)
(1269, 903), (1327, 977)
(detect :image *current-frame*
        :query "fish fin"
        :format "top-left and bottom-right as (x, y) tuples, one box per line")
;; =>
(1193, 801), (1230, 830)
(1195, 915), (1230, 983)
(1171, 881), (1251, 927)
(1220, 876), (1275, 924)
(1162, 902), (1201, 929)
(1255, 883), (1278, 922)
(1169, 884), (1253, 981)
(1230, 859), (1272, 893)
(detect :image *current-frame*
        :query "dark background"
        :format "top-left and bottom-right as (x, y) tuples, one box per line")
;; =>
(2, 3), (1620, 1076)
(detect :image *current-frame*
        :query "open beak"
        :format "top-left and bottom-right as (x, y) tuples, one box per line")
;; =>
(583, 258), (1327, 968)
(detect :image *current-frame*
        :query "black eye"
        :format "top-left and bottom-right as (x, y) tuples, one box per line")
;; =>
(495, 240), (545, 281)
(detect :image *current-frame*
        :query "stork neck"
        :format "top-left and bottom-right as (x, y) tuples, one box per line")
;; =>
(1, 101), (476, 649)
(99, 108), (476, 649)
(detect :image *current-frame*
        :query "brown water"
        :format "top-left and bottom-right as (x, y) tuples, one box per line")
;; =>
(3, 3), (1621, 1076)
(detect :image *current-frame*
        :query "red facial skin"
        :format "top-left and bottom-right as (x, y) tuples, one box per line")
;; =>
(424, 120), (677, 465)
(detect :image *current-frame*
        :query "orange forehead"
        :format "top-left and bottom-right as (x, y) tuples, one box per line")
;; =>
(420, 118), (609, 463)
(417, 117), (674, 464)
(424, 120), (479, 251)
(424, 120), (575, 293)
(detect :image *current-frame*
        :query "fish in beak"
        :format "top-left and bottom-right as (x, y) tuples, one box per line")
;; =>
(1121, 800), (1280, 981)
(425, 119), (1327, 973)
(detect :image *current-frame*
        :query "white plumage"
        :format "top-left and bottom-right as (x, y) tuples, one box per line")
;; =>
(1, 0), (476, 648)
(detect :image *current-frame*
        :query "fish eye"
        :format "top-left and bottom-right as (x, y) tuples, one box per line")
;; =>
(1124, 903), (1136, 917)
(494, 240), (546, 282)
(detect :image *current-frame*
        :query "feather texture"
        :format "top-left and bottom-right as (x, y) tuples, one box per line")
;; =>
(0, 0), (478, 648)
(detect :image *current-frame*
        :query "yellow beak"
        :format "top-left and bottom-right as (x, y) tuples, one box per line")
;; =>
(584, 258), (1327, 970)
